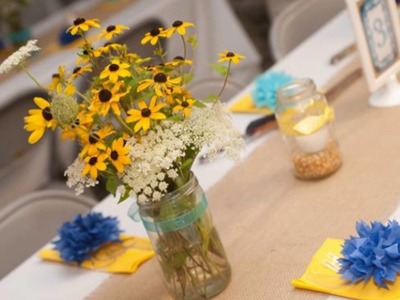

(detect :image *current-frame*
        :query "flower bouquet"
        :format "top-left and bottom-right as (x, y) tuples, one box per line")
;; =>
(0, 18), (245, 299)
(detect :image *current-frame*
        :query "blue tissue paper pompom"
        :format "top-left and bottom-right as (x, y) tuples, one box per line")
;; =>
(53, 212), (122, 264)
(339, 220), (400, 288)
(251, 71), (295, 111)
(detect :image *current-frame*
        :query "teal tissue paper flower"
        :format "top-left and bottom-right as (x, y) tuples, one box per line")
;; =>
(252, 71), (294, 111)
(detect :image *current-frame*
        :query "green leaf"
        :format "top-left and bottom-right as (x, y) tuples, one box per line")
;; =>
(181, 158), (193, 172)
(118, 186), (132, 203)
(183, 73), (194, 85)
(210, 63), (228, 76)
(187, 35), (198, 49)
(204, 94), (219, 103)
(106, 177), (117, 196)
(193, 100), (206, 108)
(167, 115), (184, 121)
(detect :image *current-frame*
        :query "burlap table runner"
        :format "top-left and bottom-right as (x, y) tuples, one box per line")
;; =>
(87, 77), (400, 299)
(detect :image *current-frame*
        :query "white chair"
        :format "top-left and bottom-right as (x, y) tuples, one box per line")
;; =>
(0, 189), (97, 279)
(269, 0), (345, 61)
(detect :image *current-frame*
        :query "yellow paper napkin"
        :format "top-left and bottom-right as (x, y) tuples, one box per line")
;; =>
(292, 238), (400, 300)
(229, 93), (272, 115)
(39, 234), (154, 274)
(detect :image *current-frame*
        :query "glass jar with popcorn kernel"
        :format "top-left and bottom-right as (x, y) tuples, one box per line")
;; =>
(275, 78), (342, 179)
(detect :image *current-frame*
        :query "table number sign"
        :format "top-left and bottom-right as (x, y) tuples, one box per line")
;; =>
(361, 0), (397, 71)
(346, 0), (400, 107)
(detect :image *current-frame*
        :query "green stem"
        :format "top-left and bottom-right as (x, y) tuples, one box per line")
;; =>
(75, 89), (90, 104)
(113, 113), (135, 136)
(216, 61), (231, 99)
(19, 65), (46, 90)
(180, 35), (187, 60)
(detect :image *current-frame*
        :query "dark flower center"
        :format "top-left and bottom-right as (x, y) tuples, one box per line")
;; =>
(42, 107), (53, 121)
(99, 89), (112, 102)
(52, 74), (60, 79)
(174, 56), (184, 61)
(109, 64), (119, 72)
(71, 118), (80, 128)
(73, 67), (81, 74)
(150, 28), (160, 36)
(73, 18), (86, 26)
(89, 133), (100, 144)
(182, 101), (189, 108)
(110, 150), (119, 160)
(106, 25), (116, 32)
(154, 73), (167, 83)
(226, 52), (235, 57)
(172, 20), (183, 27)
(89, 157), (97, 165)
(141, 108), (151, 117)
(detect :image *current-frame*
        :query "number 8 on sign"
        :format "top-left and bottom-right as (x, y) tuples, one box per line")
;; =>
(361, 0), (397, 72)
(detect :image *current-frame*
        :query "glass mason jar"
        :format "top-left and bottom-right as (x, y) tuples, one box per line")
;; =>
(136, 174), (231, 300)
(274, 78), (342, 179)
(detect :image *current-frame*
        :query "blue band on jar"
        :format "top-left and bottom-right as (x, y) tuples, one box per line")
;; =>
(142, 195), (208, 233)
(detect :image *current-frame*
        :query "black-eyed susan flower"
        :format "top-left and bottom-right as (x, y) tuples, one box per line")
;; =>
(126, 96), (166, 132)
(61, 109), (93, 141)
(67, 17), (100, 35)
(90, 81), (130, 116)
(99, 60), (131, 83)
(173, 97), (196, 117)
(75, 47), (102, 65)
(69, 65), (92, 81)
(82, 153), (108, 179)
(165, 20), (194, 37)
(137, 72), (181, 96)
(218, 50), (245, 65)
(107, 138), (131, 173)
(167, 56), (193, 66)
(99, 24), (129, 40)
(24, 97), (57, 144)
(47, 65), (66, 93)
(141, 28), (166, 45)
(97, 42), (125, 55)
(80, 124), (115, 157)
(47, 65), (76, 95)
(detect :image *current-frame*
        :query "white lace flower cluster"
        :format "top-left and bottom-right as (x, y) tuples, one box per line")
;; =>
(122, 103), (245, 204)
(65, 158), (99, 195)
(0, 40), (40, 74)
(64, 103), (244, 202)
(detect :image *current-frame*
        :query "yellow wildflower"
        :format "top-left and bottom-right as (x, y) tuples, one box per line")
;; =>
(99, 24), (129, 40)
(24, 97), (57, 144)
(82, 153), (108, 179)
(67, 17), (100, 35)
(99, 60), (132, 83)
(173, 97), (196, 117)
(107, 138), (131, 173)
(126, 96), (166, 132)
(218, 50), (245, 65)
(141, 28), (166, 45)
(165, 20), (194, 37)
(90, 81), (130, 116)
(137, 72), (181, 96)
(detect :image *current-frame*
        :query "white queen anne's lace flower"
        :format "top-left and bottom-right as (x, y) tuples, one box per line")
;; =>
(0, 40), (41, 74)
(122, 103), (245, 204)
